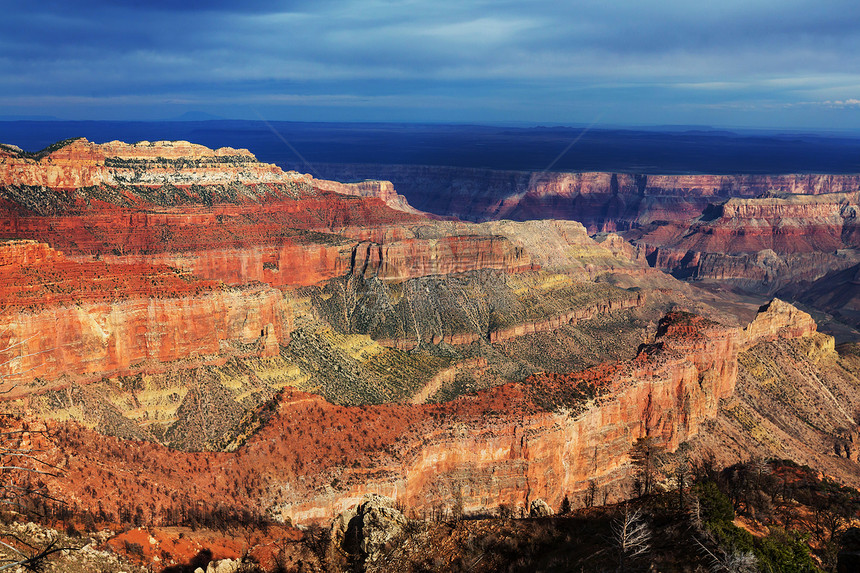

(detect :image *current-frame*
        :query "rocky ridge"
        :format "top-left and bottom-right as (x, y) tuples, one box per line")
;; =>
(0, 139), (673, 455)
(6, 138), (842, 543)
(7, 300), (814, 528)
(0, 137), (416, 213)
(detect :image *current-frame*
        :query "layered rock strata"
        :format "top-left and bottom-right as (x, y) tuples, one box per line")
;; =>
(292, 163), (860, 230)
(21, 301), (814, 526)
(0, 138), (760, 529)
(0, 138), (416, 212)
(635, 192), (860, 291)
(0, 139), (539, 290)
(0, 240), (291, 386)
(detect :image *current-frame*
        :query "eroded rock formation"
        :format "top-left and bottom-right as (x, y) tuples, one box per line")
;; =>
(0, 138), (828, 534)
(0, 240), (291, 386)
(634, 192), (860, 291)
(0, 138), (666, 450)
(11, 301), (815, 526)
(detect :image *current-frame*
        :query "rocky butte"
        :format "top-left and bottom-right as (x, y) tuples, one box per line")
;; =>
(630, 191), (860, 292)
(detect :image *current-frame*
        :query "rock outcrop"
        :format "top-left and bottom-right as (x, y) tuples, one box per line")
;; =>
(742, 298), (817, 347)
(0, 138), (417, 213)
(330, 494), (408, 564)
(0, 138), (672, 448)
(294, 164), (860, 298)
(310, 177), (420, 214)
(529, 498), (554, 517)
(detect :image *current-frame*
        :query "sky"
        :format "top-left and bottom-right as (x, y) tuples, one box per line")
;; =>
(2, 0), (860, 129)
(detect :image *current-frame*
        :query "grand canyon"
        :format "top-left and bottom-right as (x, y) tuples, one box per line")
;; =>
(2, 134), (860, 572)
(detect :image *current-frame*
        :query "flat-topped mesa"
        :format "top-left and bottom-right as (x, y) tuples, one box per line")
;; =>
(100, 139), (256, 160)
(340, 219), (652, 281)
(742, 298), (818, 348)
(0, 240), (291, 386)
(522, 173), (860, 200)
(0, 138), (288, 188)
(0, 138), (417, 214)
(718, 191), (860, 221)
(676, 192), (860, 255)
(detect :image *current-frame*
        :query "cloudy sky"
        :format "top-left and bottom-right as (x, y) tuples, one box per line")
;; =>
(2, 0), (859, 128)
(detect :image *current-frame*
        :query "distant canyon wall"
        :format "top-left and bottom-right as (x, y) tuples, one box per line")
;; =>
(288, 163), (860, 231)
(637, 192), (860, 291)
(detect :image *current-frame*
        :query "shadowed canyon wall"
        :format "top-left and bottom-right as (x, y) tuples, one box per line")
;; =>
(634, 192), (860, 292)
(289, 163), (860, 230)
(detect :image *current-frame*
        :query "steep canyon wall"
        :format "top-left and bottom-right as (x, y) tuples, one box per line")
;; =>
(24, 302), (817, 526)
(290, 163), (860, 231)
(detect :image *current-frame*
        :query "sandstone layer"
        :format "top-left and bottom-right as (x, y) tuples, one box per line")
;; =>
(0, 138), (670, 446)
(0, 137), (782, 533)
(0, 138), (418, 215)
(0, 240), (291, 387)
(0, 139), (552, 292)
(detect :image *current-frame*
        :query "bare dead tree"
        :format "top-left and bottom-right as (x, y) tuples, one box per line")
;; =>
(586, 480), (598, 509)
(662, 445), (692, 511)
(688, 492), (757, 573)
(611, 505), (651, 572)
(692, 535), (757, 573)
(630, 437), (664, 497)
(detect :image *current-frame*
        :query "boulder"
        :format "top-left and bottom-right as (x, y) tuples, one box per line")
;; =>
(206, 559), (239, 573)
(529, 498), (554, 518)
(331, 494), (408, 563)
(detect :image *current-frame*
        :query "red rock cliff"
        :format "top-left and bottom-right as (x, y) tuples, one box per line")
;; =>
(0, 240), (291, 386)
(0, 140), (539, 288)
(23, 302), (815, 525)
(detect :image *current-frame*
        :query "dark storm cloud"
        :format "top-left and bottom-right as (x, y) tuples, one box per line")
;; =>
(2, 0), (859, 126)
